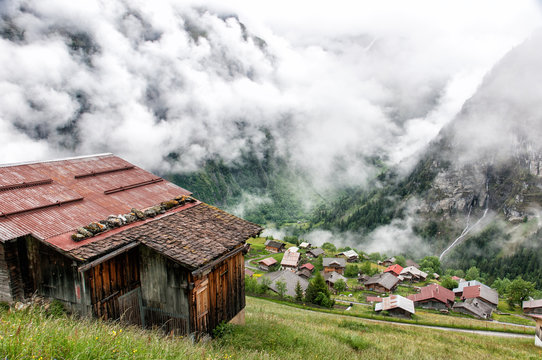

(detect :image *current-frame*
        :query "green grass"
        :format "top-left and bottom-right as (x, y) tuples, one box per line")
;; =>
(0, 298), (540, 359)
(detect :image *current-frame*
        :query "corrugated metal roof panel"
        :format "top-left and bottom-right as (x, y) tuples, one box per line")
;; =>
(0, 154), (191, 243)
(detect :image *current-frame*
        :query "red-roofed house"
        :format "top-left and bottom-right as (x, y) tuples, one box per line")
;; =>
(461, 285), (499, 308)
(407, 284), (455, 310)
(0, 154), (262, 335)
(300, 263), (315, 272)
(384, 264), (403, 277)
(259, 257), (278, 271)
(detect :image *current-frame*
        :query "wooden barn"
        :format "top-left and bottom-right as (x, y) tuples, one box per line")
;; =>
(0, 154), (261, 335)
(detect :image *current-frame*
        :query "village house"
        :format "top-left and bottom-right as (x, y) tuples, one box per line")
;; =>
(382, 257), (396, 267)
(337, 249), (359, 262)
(264, 240), (286, 253)
(307, 248), (325, 258)
(460, 284), (499, 309)
(400, 266), (428, 282)
(375, 295), (415, 318)
(358, 274), (370, 283)
(451, 275), (464, 283)
(452, 280), (485, 297)
(258, 257), (278, 271)
(526, 314), (542, 348)
(407, 284), (455, 310)
(323, 271), (348, 290)
(452, 298), (494, 319)
(281, 250), (301, 271)
(299, 263), (315, 273)
(0, 154), (262, 335)
(366, 296), (382, 303)
(245, 269), (255, 278)
(384, 264), (403, 277)
(298, 242), (311, 249)
(296, 268), (312, 280)
(364, 272), (399, 293)
(323, 258), (347, 274)
(263, 270), (308, 298)
(523, 299), (542, 315)
(405, 259), (419, 268)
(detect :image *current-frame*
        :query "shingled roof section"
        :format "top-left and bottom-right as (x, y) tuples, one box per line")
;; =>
(68, 203), (262, 270)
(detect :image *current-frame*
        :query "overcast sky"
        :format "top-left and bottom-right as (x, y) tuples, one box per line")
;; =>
(0, 0), (541, 190)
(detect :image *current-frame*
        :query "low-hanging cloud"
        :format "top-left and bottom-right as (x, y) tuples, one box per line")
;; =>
(0, 0), (540, 194)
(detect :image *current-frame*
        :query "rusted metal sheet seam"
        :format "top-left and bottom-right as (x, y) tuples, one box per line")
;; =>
(0, 179), (53, 192)
(0, 197), (84, 217)
(74, 165), (135, 179)
(103, 178), (163, 195)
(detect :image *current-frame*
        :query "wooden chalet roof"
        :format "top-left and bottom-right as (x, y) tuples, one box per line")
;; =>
(364, 272), (399, 290)
(68, 202), (262, 269)
(523, 299), (542, 309)
(281, 251), (300, 267)
(265, 240), (285, 249)
(259, 257), (278, 267)
(407, 284), (455, 304)
(323, 257), (346, 268)
(461, 285), (499, 306)
(384, 264), (403, 276)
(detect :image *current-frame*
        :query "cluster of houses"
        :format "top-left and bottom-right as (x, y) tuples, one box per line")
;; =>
(359, 260), (501, 320)
(254, 242), (360, 297)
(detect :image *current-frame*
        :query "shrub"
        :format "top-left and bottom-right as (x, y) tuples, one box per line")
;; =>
(0, 302), (9, 313)
(212, 321), (235, 339)
(48, 300), (66, 317)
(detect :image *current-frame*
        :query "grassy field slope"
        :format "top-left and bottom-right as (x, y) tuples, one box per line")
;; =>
(0, 297), (540, 360)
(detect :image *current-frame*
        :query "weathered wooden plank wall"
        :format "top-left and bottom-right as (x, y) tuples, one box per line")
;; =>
(191, 250), (245, 334)
(0, 243), (13, 302)
(88, 247), (140, 320)
(139, 246), (189, 333)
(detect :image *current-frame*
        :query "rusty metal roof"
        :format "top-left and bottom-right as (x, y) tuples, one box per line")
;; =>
(0, 154), (191, 245)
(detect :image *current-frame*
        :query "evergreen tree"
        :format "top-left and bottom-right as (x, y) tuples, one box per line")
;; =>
(305, 272), (330, 304)
(295, 281), (304, 302)
(465, 266), (480, 281)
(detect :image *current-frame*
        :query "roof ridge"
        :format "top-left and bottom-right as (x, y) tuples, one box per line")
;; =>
(0, 153), (114, 168)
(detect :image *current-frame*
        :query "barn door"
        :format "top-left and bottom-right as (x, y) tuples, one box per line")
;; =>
(89, 248), (140, 320)
(118, 287), (143, 326)
(195, 279), (209, 333)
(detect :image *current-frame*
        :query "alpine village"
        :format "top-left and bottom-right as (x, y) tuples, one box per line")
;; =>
(2, 1), (542, 360)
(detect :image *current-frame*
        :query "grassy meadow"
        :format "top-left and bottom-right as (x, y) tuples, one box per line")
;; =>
(0, 297), (541, 360)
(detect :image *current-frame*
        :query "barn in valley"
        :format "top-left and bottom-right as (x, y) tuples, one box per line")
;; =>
(0, 154), (262, 335)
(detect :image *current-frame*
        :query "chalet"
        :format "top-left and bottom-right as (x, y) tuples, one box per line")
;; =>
(0, 154), (262, 335)
(299, 263), (315, 273)
(405, 259), (419, 268)
(296, 268), (312, 280)
(451, 276), (464, 283)
(453, 280), (484, 297)
(307, 248), (325, 258)
(258, 257), (278, 271)
(263, 270), (308, 298)
(298, 242), (311, 249)
(523, 299), (542, 315)
(400, 266), (428, 282)
(264, 240), (286, 253)
(382, 257), (396, 267)
(281, 251), (301, 270)
(384, 264), (403, 277)
(407, 284), (455, 310)
(375, 295), (415, 318)
(324, 271), (347, 290)
(526, 314), (542, 347)
(323, 258), (346, 274)
(433, 273), (440, 280)
(337, 250), (359, 262)
(452, 298), (493, 319)
(364, 272), (399, 293)
(245, 269), (255, 278)
(461, 285), (499, 309)
(358, 274), (370, 283)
